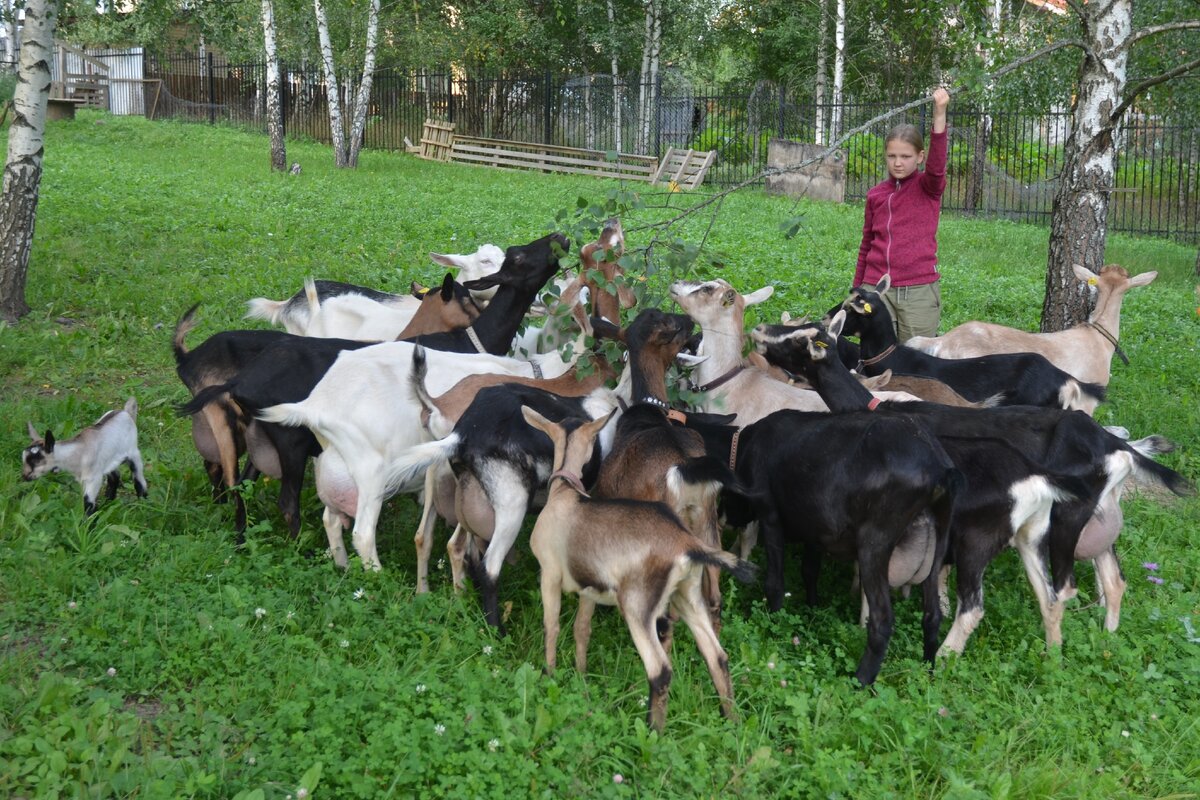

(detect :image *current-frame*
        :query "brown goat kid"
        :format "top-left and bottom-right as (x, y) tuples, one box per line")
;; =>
(522, 406), (755, 733)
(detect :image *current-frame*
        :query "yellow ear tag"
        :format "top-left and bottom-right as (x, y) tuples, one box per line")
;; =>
(814, 340), (829, 349)
(417, 287), (431, 295)
(863, 302), (873, 314)
(1088, 277), (1098, 286)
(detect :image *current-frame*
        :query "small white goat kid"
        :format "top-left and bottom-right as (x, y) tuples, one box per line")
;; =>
(22, 398), (148, 515)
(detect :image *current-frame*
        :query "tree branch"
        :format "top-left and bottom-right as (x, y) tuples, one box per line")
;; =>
(1110, 55), (1200, 122)
(1126, 20), (1200, 49)
(627, 38), (1085, 236)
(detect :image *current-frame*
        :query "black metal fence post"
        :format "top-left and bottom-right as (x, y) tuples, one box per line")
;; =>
(654, 70), (663, 159)
(206, 52), (215, 124)
(544, 70), (553, 144)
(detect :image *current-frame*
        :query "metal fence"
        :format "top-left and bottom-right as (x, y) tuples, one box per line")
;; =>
(136, 53), (1200, 244)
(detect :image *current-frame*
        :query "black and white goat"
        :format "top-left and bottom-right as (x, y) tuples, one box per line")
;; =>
(522, 406), (755, 732)
(831, 276), (1106, 413)
(22, 398), (148, 515)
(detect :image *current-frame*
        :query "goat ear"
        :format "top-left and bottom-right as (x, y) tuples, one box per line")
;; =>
(827, 310), (846, 339)
(591, 317), (625, 343)
(1128, 270), (1157, 287)
(520, 405), (555, 437)
(584, 408), (618, 437)
(1071, 264), (1098, 285)
(874, 274), (891, 296)
(440, 273), (456, 301)
(27, 421), (39, 441)
(410, 281), (430, 298)
(44, 430), (55, 451)
(463, 275), (504, 291)
(858, 372), (890, 390)
(675, 352), (708, 367)
(743, 286), (774, 307)
(429, 252), (466, 270)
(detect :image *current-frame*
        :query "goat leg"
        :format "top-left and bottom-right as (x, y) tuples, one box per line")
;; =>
(105, 471), (121, 501)
(573, 597), (596, 674)
(855, 545), (895, 686)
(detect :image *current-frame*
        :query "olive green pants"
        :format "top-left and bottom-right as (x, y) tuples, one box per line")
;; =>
(859, 281), (941, 343)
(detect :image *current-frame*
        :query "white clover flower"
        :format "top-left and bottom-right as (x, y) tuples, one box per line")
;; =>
(353, 588), (366, 600)
(483, 645), (493, 656)
(488, 738), (500, 752)
(434, 723), (446, 736)
(106, 667), (117, 677)
(791, 636), (800, 646)
(416, 684), (427, 694)
(286, 610), (295, 620)
(1121, 730), (1130, 738)
(247, 756), (256, 765)
(255, 607), (267, 619)
(339, 639), (350, 648)
(437, 558), (445, 571)
(767, 661), (775, 670)
(67, 601), (77, 610)
(296, 789), (309, 800)
(613, 774), (624, 784)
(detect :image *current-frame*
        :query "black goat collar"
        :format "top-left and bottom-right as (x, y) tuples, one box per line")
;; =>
(1088, 321), (1130, 365)
(692, 364), (745, 393)
(860, 343), (897, 367)
(639, 395), (670, 410)
(729, 429), (742, 470)
(550, 469), (590, 497)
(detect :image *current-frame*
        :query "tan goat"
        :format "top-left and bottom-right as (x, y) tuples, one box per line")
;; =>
(906, 265), (1157, 387)
(522, 406), (755, 732)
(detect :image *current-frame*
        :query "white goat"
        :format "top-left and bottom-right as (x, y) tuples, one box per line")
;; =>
(522, 406), (755, 732)
(244, 244), (505, 333)
(906, 265), (1157, 387)
(22, 398), (148, 515)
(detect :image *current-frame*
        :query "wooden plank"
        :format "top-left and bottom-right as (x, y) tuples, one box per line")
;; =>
(650, 147), (674, 184)
(451, 150), (654, 179)
(454, 135), (657, 165)
(671, 149), (696, 184)
(450, 144), (656, 176)
(450, 152), (654, 182)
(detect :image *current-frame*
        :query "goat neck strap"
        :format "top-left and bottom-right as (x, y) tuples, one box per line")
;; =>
(693, 364), (745, 393)
(666, 409), (688, 425)
(1088, 321), (1129, 365)
(465, 325), (488, 355)
(529, 359), (543, 379)
(639, 395), (670, 411)
(867, 396), (881, 411)
(728, 429), (742, 470)
(860, 344), (896, 367)
(549, 469), (590, 497)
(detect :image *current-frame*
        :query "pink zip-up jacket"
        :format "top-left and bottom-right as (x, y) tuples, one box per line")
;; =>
(854, 129), (947, 288)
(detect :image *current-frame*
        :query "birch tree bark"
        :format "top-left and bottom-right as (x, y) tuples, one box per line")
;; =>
(829, 0), (845, 140)
(261, 0), (287, 171)
(637, 0), (659, 153)
(607, 0), (622, 152)
(1042, 0), (1132, 331)
(965, 2), (1003, 214)
(647, 1), (661, 154)
(0, 0), (54, 323)
(1, 0), (16, 65)
(346, 0), (380, 167)
(814, 0), (828, 145)
(313, 0), (348, 166)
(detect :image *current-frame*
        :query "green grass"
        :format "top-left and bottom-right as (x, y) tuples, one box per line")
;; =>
(1, 111), (1198, 799)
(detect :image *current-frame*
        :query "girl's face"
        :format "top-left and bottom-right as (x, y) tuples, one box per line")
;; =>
(885, 139), (925, 181)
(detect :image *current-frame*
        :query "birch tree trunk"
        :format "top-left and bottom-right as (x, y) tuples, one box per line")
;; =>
(608, 0), (622, 153)
(0, 0), (54, 323)
(966, 2), (1002, 214)
(313, 0), (348, 166)
(2, 0), (16, 64)
(1042, 0), (1131, 331)
(814, 0), (828, 145)
(261, 0), (287, 171)
(829, 0), (845, 140)
(347, 0), (380, 167)
(637, 0), (653, 152)
(647, 2), (661, 155)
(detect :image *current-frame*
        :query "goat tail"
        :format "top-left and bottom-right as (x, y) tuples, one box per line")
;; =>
(383, 435), (459, 495)
(1061, 379), (1107, 410)
(176, 382), (233, 417)
(672, 456), (742, 493)
(977, 392), (1006, 409)
(123, 397), (138, 421)
(687, 548), (758, 585)
(905, 335), (940, 355)
(304, 278), (321, 317)
(408, 345), (434, 413)
(244, 297), (289, 326)
(1125, 436), (1194, 498)
(257, 402), (315, 430)
(172, 303), (201, 364)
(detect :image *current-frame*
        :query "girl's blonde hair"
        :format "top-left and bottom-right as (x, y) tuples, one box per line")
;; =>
(885, 124), (925, 152)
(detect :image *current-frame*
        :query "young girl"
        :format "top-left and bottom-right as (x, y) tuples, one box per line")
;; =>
(853, 87), (950, 342)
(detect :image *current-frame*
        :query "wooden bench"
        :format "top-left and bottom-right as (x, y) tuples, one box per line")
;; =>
(46, 97), (87, 121)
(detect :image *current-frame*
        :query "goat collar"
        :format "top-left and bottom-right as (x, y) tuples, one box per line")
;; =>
(549, 469), (590, 497)
(867, 396), (881, 411)
(860, 343), (897, 367)
(692, 364), (745, 393)
(529, 359), (543, 379)
(639, 395), (670, 411)
(729, 429), (742, 470)
(465, 325), (488, 355)
(1087, 321), (1130, 365)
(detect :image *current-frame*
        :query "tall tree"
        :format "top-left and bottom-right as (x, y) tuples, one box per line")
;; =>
(345, 0), (380, 167)
(0, 0), (55, 323)
(1, 0), (16, 65)
(829, 0), (845, 140)
(1042, 1), (1200, 330)
(261, 0), (287, 171)
(312, 0), (348, 167)
(813, 0), (828, 145)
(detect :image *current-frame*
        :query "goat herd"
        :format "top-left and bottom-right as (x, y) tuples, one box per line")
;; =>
(20, 220), (1193, 731)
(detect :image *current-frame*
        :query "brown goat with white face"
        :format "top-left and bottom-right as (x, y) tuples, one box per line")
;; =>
(906, 264), (1157, 389)
(522, 406), (755, 733)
